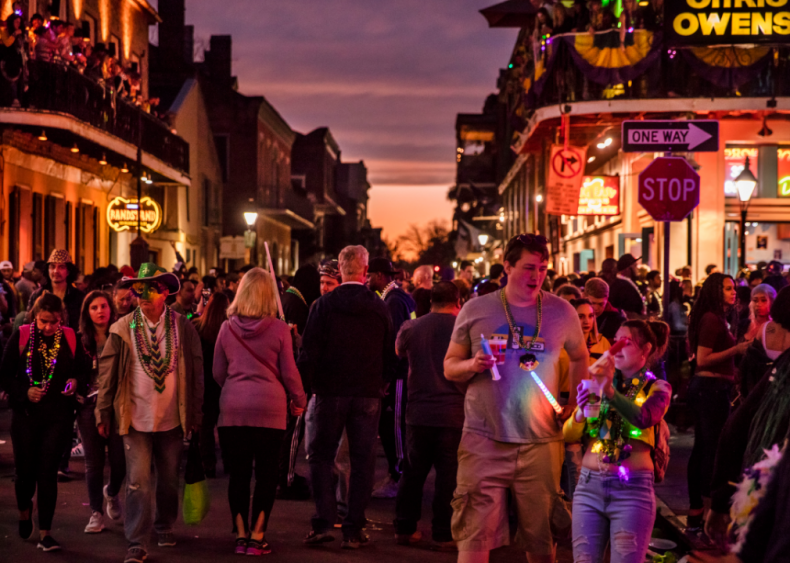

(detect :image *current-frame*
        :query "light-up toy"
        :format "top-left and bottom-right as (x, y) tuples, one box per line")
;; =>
(480, 334), (501, 381)
(529, 371), (562, 414)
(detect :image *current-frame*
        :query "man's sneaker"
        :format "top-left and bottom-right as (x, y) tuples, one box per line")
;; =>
(246, 538), (272, 556)
(124, 546), (148, 563)
(303, 530), (334, 546)
(431, 540), (458, 552)
(371, 476), (399, 498)
(104, 484), (123, 521)
(341, 534), (370, 549)
(157, 532), (176, 547)
(84, 511), (105, 533)
(37, 536), (61, 552)
(395, 531), (422, 546)
(70, 442), (84, 458)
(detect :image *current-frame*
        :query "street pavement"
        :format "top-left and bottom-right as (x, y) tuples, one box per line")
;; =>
(0, 406), (574, 563)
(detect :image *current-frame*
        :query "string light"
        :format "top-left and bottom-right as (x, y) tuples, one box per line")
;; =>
(71, 143), (79, 153)
(38, 130), (47, 141)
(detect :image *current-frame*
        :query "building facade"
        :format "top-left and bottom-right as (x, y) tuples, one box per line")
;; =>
(488, 6), (790, 279)
(2, 0), (189, 274)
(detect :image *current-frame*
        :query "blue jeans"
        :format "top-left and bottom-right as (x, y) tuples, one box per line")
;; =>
(571, 468), (656, 563)
(123, 426), (183, 550)
(307, 395), (381, 538)
(77, 403), (126, 513)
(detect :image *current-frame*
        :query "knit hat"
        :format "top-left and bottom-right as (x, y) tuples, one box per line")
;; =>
(319, 259), (341, 281)
(47, 249), (73, 265)
(118, 262), (181, 293)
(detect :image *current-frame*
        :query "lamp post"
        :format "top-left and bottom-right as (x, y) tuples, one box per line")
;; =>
(478, 233), (489, 276)
(736, 156), (757, 270)
(244, 200), (259, 265)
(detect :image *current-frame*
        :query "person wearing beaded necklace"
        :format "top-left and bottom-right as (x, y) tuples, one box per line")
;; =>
(444, 234), (589, 563)
(95, 263), (204, 563)
(563, 320), (671, 563)
(0, 292), (86, 552)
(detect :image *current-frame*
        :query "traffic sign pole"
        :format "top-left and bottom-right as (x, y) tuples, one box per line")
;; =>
(663, 222), (670, 324)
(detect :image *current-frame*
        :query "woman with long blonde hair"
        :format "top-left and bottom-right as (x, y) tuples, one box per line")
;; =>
(213, 268), (307, 555)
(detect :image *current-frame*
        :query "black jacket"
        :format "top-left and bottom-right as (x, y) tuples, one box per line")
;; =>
(384, 286), (415, 380)
(738, 339), (774, 400)
(282, 291), (309, 336)
(609, 277), (644, 317)
(297, 283), (396, 398)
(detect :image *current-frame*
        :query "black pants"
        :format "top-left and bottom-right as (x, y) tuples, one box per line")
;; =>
(201, 375), (221, 470)
(219, 426), (285, 533)
(11, 411), (74, 530)
(379, 379), (407, 480)
(687, 376), (733, 510)
(394, 424), (462, 542)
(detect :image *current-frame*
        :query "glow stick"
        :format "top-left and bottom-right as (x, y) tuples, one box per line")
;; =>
(530, 371), (562, 414)
(264, 242), (285, 320)
(480, 334), (501, 381)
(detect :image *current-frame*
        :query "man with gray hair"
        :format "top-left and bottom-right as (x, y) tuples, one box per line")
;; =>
(298, 245), (396, 549)
(583, 277), (626, 342)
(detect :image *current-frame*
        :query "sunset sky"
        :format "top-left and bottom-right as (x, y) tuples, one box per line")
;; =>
(176, 0), (518, 242)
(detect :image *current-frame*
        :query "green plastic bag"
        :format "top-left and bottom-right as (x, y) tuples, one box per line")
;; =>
(182, 435), (210, 525)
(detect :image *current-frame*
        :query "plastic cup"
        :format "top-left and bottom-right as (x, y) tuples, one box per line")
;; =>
(581, 379), (603, 418)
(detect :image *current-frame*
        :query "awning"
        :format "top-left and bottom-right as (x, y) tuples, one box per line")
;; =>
(260, 208), (315, 230)
(480, 0), (536, 28)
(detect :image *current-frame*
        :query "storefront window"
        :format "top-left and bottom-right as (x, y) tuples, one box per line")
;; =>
(778, 148), (790, 197)
(724, 147), (759, 197)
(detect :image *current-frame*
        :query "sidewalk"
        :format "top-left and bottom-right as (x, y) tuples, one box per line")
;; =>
(0, 405), (573, 563)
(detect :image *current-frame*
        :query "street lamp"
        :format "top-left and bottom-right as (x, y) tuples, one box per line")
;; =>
(243, 200), (259, 263)
(736, 156), (758, 269)
(477, 233), (489, 247)
(244, 210), (258, 228)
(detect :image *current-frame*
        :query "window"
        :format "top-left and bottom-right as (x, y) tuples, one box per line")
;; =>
(214, 135), (229, 181)
(778, 148), (790, 197)
(109, 34), (121, 60)
(32, 193), (43, 260)
(81, 14), (96, 44)
(65, 201), (73, 256)
(93, 206), (99, 271)
(44, 195), (57, 258)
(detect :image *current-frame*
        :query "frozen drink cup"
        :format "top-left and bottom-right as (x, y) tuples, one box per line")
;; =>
(581, 379), (603, 418)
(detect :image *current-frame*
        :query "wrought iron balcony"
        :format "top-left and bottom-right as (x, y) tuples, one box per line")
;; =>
(514, 29), (789, 112)
(13, 60), (189, 174)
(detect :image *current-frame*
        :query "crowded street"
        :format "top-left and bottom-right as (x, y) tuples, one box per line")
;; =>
(1, 1), (790, 563)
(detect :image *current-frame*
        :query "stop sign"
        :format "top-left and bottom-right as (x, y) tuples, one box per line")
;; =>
(638, 157), (700, 222)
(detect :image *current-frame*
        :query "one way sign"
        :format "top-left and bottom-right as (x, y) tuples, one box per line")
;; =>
(622, 120), (719, 153)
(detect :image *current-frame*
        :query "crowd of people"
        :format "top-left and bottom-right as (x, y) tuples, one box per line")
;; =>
(0, 4), (158, 112)
(0, 235), (789, 563)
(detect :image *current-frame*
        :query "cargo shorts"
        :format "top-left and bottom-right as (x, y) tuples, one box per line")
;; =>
(451, 430), (564, 554)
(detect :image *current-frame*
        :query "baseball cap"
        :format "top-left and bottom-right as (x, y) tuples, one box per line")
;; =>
(617, 254), (641, 272)
(368, 258), (397, 275)
(0, 260), (12, 270)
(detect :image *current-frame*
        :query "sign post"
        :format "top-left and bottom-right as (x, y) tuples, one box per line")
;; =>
(545, 144), (588, 216)
(638, 157), (701, 320)
(622, 120), (719, 153)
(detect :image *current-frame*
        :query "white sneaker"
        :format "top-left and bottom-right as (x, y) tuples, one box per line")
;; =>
(84, 511), (105, 533)
(104, 484), (123, 521)
(70, 443), (84, 458)
(371, 476), (399, 498)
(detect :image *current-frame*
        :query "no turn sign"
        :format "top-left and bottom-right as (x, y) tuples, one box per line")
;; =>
(546, 145), (587, 216)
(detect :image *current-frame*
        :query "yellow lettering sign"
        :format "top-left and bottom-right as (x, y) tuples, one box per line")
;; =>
(698, 12), (732, 33)
(675, 13), (701, 34)
(106, 196), (162, 234)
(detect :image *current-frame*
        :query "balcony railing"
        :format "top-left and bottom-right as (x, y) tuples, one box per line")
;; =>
(17, 60), (189, 173)
(516, 29), (790, 112)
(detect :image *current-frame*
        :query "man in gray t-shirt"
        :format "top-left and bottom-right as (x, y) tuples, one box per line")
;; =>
(445, 234), (588, 562)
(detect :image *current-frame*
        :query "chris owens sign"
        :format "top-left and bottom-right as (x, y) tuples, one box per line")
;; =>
(107, 196), (162, 234)
(667, 0), (790, 46)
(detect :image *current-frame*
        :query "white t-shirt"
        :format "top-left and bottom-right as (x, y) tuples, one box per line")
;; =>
(129, 309), (180, 433)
